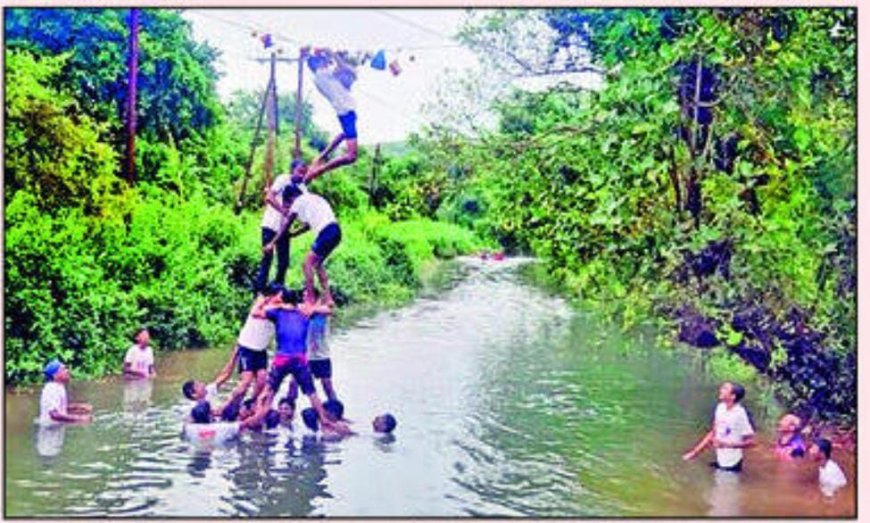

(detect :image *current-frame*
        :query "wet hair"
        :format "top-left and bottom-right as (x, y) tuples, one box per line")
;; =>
(380, 413), (397, 433)
(264, 281), (284, 297)
(182, 380), (197, 401)
(282, 183), (305, 202)
(291, 158), (307, 172)
(281, 288), (301, 305)
(222, 400), (241, 422)
(191, 401), (212, 424)
(301, 407), (319, 432)
(306, 54), (329, 73)
(264, 409), (281, 430)
(815, 438), (833, 459)
(278, 397), (295, 410)
(730, 382), (746, 403)
(133, 326), (149, 341)
(323, 399), (344, 420)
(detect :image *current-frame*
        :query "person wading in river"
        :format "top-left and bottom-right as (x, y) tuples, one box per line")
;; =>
(39, 360), (93, 424)
(682, 381), (756, 472)
(123, 327), (156, 379)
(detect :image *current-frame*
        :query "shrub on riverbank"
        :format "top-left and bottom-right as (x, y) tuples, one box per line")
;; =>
(5, 191), (484, 384)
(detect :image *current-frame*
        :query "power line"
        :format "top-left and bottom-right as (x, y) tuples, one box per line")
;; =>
(188, 9), (435, 131)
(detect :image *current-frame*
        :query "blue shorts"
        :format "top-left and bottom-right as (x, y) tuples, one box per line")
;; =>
(312, 223), (342, 259)
(269, 354), (315, 396)
(338, 111), (357, 140)
(310, 358), (332, 379)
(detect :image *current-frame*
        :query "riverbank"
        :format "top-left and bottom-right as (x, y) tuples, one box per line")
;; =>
(5, 202), (489, 387)
(515, 260), (857, 445)
(4, 256), (854, 517)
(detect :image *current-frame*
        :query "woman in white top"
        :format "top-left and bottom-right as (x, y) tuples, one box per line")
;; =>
(265, 183), (342, 306)
(123, 327), (156, 379)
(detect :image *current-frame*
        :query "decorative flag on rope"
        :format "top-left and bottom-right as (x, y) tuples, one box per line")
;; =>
(389, 59), (402, 76)
(260, 33), (274, 49)
(371, 49), (387, 70)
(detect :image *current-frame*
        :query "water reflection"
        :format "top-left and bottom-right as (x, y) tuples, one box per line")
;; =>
(35, 424), (66, 459)
(123, 379), (154, 413)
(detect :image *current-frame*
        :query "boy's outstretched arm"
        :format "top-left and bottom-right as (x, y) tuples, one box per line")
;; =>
(683, 427), (715, 461)
(214, 346), (240, 389)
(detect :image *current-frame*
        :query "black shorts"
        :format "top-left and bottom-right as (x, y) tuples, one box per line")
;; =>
(268, 354), (315, 396)
(312, 223), (342, 259)
(710, 460), (743, 473)
(238, 346), (268, 373)
(310, 358), (332, 379)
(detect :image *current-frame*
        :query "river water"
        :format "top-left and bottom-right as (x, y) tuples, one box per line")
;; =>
(4, 257), (855, 517)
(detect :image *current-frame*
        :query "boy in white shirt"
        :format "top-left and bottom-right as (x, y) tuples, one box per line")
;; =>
(300, 47), (359, 182)
(123, 327), (156, 379)
(39, 360), (92, 424)
(265, 184), (342, 306)
(682, 381), (756, 472)
(810, 438), (848, 496)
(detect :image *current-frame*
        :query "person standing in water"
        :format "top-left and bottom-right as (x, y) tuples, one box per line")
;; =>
(123, 327), (156, 379)
(39, 360), (92, 424)
(683, 381), (756, 472)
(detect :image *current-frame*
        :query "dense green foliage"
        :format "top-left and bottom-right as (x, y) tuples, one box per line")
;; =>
(4, 8), (484, 384)
(405, 9), (857, 423)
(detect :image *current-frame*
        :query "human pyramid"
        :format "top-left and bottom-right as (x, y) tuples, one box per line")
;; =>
(176, 45), (399, 441)
(38, 46), (397, 442)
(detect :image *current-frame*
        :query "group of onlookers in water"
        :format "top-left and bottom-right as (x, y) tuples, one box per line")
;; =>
(682, 381), (848, 496)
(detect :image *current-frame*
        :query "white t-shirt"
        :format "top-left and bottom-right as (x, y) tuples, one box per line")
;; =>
(306, 313), (330, 360)
(312, 68), (356, 115)
(39, 381), (68, 424)
(290, 193), (336, 235)
(261, 173), (292, 231)
(819, 459), (847, 496)
(713, 402), (754, 468)
(124, 344), (154, 376)
(237, 313), (275, 351)
(183, 421), (240, 443)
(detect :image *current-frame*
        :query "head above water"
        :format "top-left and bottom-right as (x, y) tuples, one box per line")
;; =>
(810, 438), (833, 461)
(133, 327), (150, 346)
(278, 397), (295, 416)
(182, 380), (207, 401)
(323, 399), (344, 421)
(264, 409), (281, 430)
(44, 360), (69, 383)
(777, 413), (802, 433)
(718, 381), (745, 405)
(191, 401), (213, 424)
(301, 407), (319, 432)
(372, 413), (397, 434)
